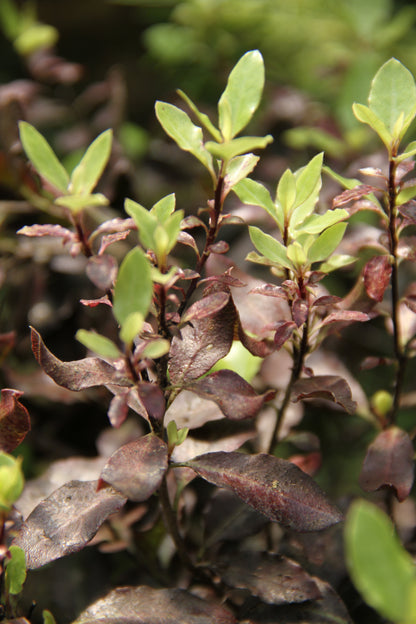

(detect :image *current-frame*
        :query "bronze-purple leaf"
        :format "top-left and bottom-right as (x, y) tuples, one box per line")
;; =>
(181, 291), (230, 324)
(363, 255), (392, 302)
(183, 452), (342, 531)
(332, 184), (380, 207)
(31, 327), (128, 391)
(13, 480), (127, 569)
(187, 370), (275, 420)
(217, 551), (321, 605)
(72, 585), (236, 624)
(292, 376), (357, 414)
(0, 388), (30, 452)
(137, 382), (165, 421)
(17, 223), (76, 243)
(86, 254), (118, 290)
(292, 299), (308, 327)
(169, 296), (236, 385)
(99, 434), (168, 501)
(321, 310), (370, 327)
(359, 426), (414, 502)
(273, 321), (296, 350)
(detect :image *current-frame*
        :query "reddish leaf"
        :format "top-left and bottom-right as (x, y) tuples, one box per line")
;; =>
(187, 370), (275, 420)
(31, 327), (127, 390)
(289, 452), (322, 477)
(137, 382), (166, 421)
(398, 200), (416, 225)
(273, 321), (296, 350)
(80, 295), (112, 307)
(98, 231), (130, 254)
(86, 254), (117, 290)
(333, 184), (380, 207)
(183, 452), (342, 531)
(90, 217), (135, 238)
(208, 240), (229, 254)
(292, 376), (357, 414)
(13, 480), (127, 569)
(218, 551), (321, 605)
(169, 295), (236, 385)
(312, 295), (343, 307)
(181, 291), (230, 324)
(364, 255), (392, 302)
(359, 426), (414, 502)
(0, 388), (30, 452)
(17, 223), (76, 243)
(320, 310), (370, 326)
(107, 389), (132, 428)
(100, 434), (168, 501)
(292, 299), (308, 327)
(72, 585), (236, 624)
(360, 356), (392, 370)
(250, 284), (287, 298)
(177, 231), (200, 256)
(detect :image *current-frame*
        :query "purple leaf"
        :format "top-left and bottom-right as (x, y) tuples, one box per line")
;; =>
(312, 295), (343, 307)
(0, 388), (30, 452)
(292, 299), (308, 327)
(250, 283), (287, 298)
(17, 223), (76, 243)
(86, 255), (118, 290)
(359, 426), (414, 502)
(333, 184), (380, 207)
(273, 321), (296, 350)
(72, 585), (236, 624)
(364, 255), (392, 302)
(31, 327), (128, 391)
(204, 490), (267, 545)
(98, 231), (130, 255)
(99, 434), (168, 501)
(181, 291), (230, 324)
(187, 370), (275, 420)
(13, 480), (127, 569)
(137, 382), (166, 421)
(183, 452), (342, 531)
(321, 310), (370, 327)
(169, 295), (236, 385)
(218, 551), (321, 605)
(398, 200), (416, 225)
(292, 376), (357, 414)
(208, 240), (229, 254)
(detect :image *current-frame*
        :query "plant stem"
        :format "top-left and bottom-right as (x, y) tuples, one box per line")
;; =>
(178, 173), (225, 316)
(159, 476), (196, 572)
(387, 157), (407, 423)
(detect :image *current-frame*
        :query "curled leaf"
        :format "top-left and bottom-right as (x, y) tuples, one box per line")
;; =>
(292, 376), (357, 414)
(364, 255), (392, 302)
(0, 388), (30, 452)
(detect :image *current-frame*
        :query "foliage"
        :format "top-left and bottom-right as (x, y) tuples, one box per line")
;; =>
(1, 6), (416, 622)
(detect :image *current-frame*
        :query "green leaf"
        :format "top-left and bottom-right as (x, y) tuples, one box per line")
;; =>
(249, 226), (292, 270)
(319, 254), (356, 272)
(223, 154), (260, 195)
(113, 247), (153, 327)
(233, 178), (283, 230)
(0, 452), (24, 511)
(152, 193), (176, 221)
(323, 166), (361, 190)
(287, 241), (307, 268)
(211, 341), (262, 382)
(163, 210), (184, 255)
(142, 338), (170, 359)
(277, 168), (296, 218)
(369, 58), (416, 138)
(307, 222), (347, 264)
(397, 183), (416, 205)
(177, 89), (222, 142)
(353, 103), (392, 149)
(345, 500), (415, 623)
(4, 545), (26, 595)
(119, 311), (144, 345)
(70, 129), (113, 195)
(205, 135), (273, 163)
(125, 198), (158, 251)
(298, 208), (348, 235)
(42, 610), (57, 624)
(19, 121), (69, 193)
(289, 153), (323, 231)
(55, 193), (108, 213)
(396, 140), (416, 162)
(218, 50), (265, 140)
(76, 330), (121, 359)
(155, 101), (213, 172)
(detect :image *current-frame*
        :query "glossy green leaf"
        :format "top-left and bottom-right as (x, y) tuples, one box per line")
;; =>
(42, 610), (57, 624)
(396, 140), (416, 163)
(353, 103), (392, 149)
(287, 241), (307, 268)
(396, 183), (416, 205)
(113, 247), (153, 326)
(70, 129), (113, 195)
(249, 226), (292, 269)
(233, 178), (283, 230)
(323, 166), (361, 190)
(319, 254), (356, 272)
(298, 208), (348, 235)
(141, 338), (170, 359)
(177, 89), (222, 142)
(119, 312), (144, 346)
(369, 58), (416, 138)
(223, 154), (259, 195)
(55, 193), (108, 213)
(76, 330), (121, 359)
(164, 210), (184, 255)
(19, 121), (69, 193)
(307, 222), (347, 264)
(345, 500), (415, 622)
(152, 193), (176, 221)
(218, 50), (265, 140)
(4, 545), (26, 595)
(155, 101), (213, 172)
(0, 452), (24, 511)
(125, 198), (158, 251)
(205, 135), (273, 163)
(289, 153), (323, 231)
(277, 168), (296, 217)
(211, 341), (262, 383)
